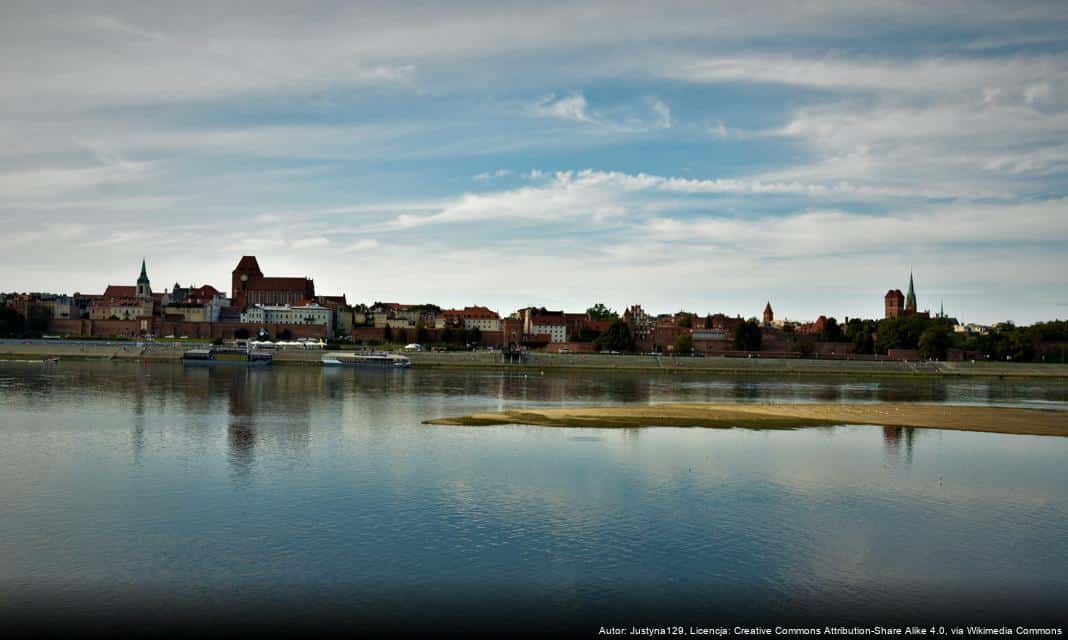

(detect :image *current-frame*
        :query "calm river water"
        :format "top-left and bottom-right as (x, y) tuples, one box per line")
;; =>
(1, 361), (1066, 632)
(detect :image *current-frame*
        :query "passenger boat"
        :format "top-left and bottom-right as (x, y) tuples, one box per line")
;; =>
(182, 346), (273, 367)
(321, 351), (411, 368)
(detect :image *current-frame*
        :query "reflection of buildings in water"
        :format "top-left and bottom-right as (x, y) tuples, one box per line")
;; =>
(882, 426), (916, 464)
(731, 380), (768, 402)
(882, 426), (901, 456)
(227, 416), (256, 480)
(811, 384), (843, 402)
(215, 367), (316, 482)
(226, 368), (257, 482)
(875, 381), (950, 403)
(131, 366), (147, 467)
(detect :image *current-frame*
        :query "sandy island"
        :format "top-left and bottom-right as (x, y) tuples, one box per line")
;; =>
(424, 403), (1068, 437)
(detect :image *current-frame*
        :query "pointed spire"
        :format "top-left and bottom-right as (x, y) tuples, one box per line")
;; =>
(905, 270), (917, 312)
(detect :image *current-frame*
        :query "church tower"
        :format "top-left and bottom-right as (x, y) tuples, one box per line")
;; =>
(905, 271), (917, 315)
(763, 302), (774, 326)
(136, 258), (152, 300)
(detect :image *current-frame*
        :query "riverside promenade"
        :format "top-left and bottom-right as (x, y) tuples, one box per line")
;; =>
(2, 339), (1067, 378)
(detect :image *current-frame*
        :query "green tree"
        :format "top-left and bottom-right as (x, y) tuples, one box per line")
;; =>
(415, 321), (428, 344)
(0, 306), (24, 336)
(594, 319), (636, 353)
(844, 318), (877, 354)
(586, 303), (618, 321)
(383, 325), (393, 343)
(818, 317), (844, 342)
(675, 332), (694, 355)
(441, 326), (454, 344)
(675, 313), (694, 329)
(466, 326), (482, 345)
(731, 319), (762, 351)
(918, 324), (950, 360)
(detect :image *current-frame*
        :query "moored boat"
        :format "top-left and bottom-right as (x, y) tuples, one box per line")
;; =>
(183, 346), (272, 367)
(321, 351), (411, 368)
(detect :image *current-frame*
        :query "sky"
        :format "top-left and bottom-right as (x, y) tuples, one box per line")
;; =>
(1, 1), (1067, 324)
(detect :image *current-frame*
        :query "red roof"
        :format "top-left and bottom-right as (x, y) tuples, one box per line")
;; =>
(246, 276), (314, 292)
(234, 256), (262, 273)
(462, 306), (499, 319)
(103, 285), (136, 299)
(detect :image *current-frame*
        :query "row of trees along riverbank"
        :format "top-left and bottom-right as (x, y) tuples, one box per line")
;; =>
(579, 305), (1068, 363)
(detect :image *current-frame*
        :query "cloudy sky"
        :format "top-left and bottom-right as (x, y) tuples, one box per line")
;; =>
(2, 1), (1067, 323)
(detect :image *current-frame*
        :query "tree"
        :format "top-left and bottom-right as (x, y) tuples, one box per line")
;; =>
(844, 318), (876, 354)
(395, 328), (408, 344)
(383, 325), (393, 343)
(675, 313), (693, 328)
(818, 317), (844, 342)
(441, 326), (454, 344)
(415, 321), (428, 344)
(586, 303), (618, 321)
(731, 319), (762, 351)
(594, 319), (636, 353)
(0, 306), (24, 337)
(675, 332), (694, 355)
(235, 328), (250, 340)
(466, 326), (482, 346)
(279, 328), (293, 340)
(918, 324), (950, 360)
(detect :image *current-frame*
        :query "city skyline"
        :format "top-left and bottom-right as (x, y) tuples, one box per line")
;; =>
(0, 255), (990, 327)
(3, 2), (1067, 324)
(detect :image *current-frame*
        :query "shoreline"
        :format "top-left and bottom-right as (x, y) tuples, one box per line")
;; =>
(424, 402), (1068, 437)
(2, 342), (1068, 378)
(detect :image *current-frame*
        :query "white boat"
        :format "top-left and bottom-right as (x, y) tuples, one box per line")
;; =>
(321, 351), (411, 368)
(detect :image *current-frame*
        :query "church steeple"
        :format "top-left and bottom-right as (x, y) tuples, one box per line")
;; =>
(136, 258), (152, 300)
(905, 271), (917, 313)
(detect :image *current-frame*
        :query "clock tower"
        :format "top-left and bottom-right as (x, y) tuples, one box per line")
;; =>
(232, 256), (263, 309)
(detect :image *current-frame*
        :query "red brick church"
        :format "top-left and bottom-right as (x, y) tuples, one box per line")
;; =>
(231, 256), (315, 309)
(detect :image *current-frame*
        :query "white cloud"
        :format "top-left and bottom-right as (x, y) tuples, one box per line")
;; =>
(0, 159), (154, 200)
(291, 236), (330, 249)
(645, 199), (1068, 258)
(669, 54), (1068, 95)
(650, 98), (672, 129)
(532, 92), (595, 124)
(344, 238), (380, 252)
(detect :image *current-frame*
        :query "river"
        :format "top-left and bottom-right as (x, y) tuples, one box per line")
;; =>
(1, 361), (1066, 633)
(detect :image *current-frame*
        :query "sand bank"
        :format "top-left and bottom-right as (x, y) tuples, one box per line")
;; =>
(424, 403), (1068, 437)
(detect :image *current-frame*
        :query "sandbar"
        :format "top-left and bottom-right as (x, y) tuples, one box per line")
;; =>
(424, 403), (1068, 437)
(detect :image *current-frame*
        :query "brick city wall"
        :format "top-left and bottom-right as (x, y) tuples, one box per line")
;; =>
(48, 318), (327, 340)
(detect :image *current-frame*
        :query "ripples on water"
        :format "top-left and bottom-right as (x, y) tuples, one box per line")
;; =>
(0, 361), (1065, 630)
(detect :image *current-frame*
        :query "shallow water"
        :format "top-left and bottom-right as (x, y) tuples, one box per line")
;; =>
(1, 361), (1066, 630)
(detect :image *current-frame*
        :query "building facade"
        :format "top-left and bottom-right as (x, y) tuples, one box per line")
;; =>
(231, 256), (315, 309)
(240, 302), (334, 336)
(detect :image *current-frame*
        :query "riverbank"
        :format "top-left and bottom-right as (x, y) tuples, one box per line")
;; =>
(2, 340), (1067, 378)
(425, 402), (1068, 437)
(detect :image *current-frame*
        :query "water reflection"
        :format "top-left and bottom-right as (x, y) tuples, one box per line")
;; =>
(881, 426), (916, 465)
(0, 360), (1067, 626)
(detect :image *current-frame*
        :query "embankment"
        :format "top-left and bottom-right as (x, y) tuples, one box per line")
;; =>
(2, 340), (1067, 378)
